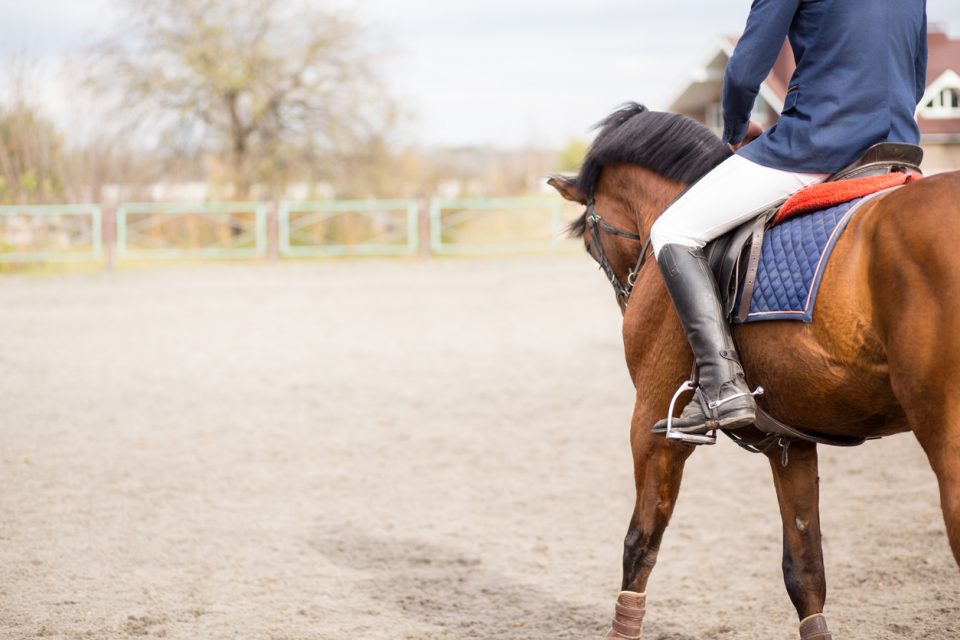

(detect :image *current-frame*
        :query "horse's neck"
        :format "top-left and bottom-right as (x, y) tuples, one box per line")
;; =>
(599, 163), (685, 236)
(603, 166), (692, 388)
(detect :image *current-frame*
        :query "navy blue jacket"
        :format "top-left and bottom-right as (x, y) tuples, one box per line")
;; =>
(724, 0), (927, 173)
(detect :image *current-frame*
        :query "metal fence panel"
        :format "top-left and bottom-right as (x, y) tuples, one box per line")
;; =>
(278, 200), (419, 257)
(116, 202), (267, 260)
(0, 204), (103, 263)
(428, 197), (580, 255)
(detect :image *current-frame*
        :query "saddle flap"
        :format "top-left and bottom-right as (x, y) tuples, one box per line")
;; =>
(707, 204), (779, 320)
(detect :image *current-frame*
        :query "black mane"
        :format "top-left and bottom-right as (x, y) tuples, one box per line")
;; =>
(568, 103), (731, 237)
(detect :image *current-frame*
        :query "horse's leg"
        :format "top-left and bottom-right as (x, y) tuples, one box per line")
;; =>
(605, 407), (694, 639)
(914, 425), (960, 565)
(766, 441), (833, 640)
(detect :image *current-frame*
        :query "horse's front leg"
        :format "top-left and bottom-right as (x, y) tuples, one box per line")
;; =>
(605, 404), (694, 639)
(766, 441), (833, 640)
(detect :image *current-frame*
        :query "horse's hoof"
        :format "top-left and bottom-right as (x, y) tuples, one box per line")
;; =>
(799, 613), (832, 640)
(604, 591), (646, 639)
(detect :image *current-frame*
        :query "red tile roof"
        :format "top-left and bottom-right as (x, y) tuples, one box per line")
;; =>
(927, 30), (960, 82)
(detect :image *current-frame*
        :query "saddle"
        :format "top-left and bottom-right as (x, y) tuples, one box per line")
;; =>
(703, 142), (923, 451)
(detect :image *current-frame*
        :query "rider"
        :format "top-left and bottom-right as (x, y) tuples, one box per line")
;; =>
(650, 0), (927, 439)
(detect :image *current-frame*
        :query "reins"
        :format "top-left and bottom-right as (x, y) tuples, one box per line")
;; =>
(585, 198), (653, 307)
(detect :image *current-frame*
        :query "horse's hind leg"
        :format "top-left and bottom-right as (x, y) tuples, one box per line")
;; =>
(604, 413), (693, 639)
(912, 419), (960, 566)
(874, 294), (960, 564)
(767, 441), (834, 640)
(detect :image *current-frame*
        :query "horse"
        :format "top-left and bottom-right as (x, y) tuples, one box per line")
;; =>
(548, 103), (960, 639)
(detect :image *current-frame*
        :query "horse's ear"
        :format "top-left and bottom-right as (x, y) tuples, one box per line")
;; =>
(547, 175), (586, 205)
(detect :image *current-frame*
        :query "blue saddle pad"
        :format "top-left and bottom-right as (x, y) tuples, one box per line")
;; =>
(735, 194), (877, 324)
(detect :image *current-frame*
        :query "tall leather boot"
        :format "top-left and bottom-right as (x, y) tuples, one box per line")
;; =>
(651, 244), (757, 436)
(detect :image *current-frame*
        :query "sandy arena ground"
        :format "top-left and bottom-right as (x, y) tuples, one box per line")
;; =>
(1, 256), (958, 640)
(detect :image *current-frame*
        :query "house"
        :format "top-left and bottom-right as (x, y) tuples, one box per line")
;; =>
(669, 30), (960, 173)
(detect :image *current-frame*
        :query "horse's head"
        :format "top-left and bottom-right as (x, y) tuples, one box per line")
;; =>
(549, 103), (731, 308)
(548, 172), (648, 309)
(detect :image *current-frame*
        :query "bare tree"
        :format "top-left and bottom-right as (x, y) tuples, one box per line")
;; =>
(86, 0), (394, 198)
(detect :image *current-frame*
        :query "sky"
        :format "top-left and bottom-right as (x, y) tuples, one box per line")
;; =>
(1, 0), (959, 149)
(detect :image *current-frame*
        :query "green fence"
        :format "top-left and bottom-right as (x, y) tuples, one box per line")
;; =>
(429, 197), (580, 255)
(116, 202), (267, 260)
(0, 204), (103, 263)
(279, 199), (419, 257)
(0, 197), (583, 266)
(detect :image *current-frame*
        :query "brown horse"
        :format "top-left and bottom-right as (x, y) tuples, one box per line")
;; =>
(549, 104), (960, 639)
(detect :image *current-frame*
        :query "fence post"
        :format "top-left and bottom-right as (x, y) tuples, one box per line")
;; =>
(104, 206), (116, 272)
(267, 201), (279, 263)
(418, 198), (431, 260)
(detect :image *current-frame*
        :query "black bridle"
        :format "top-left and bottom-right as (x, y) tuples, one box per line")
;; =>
(585, 198), (654, 307)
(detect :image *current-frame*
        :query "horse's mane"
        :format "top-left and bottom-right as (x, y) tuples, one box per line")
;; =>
(568, 103), (732, 237)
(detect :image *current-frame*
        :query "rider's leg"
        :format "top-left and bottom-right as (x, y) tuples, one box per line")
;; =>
(650, 154), (826, 436)
(650, 154), (826, 250)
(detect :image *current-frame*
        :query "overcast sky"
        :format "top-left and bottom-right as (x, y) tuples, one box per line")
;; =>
(1, 0), (959, 149)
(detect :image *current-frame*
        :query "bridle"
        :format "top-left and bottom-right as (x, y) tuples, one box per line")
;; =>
(585, 198), (654, 307)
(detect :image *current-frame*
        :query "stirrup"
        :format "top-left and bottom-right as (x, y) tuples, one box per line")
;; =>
(663, 381), (764, 444)
(664, 381), (717, 445)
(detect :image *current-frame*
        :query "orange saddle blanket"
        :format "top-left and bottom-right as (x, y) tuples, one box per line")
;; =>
(772, 172), (921, 226)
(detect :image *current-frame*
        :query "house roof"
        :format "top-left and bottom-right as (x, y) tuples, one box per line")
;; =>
(670, 36), (793, 116)
(927, 30), (960, 82)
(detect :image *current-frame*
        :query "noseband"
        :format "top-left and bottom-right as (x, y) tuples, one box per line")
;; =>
(585, 199), (654, 307)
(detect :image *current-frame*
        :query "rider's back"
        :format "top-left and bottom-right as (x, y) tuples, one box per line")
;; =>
(726, 0), (927, 174)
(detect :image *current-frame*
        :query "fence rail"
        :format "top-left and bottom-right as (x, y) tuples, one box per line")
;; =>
(0, 204), (102, 263)
(117, 202), (267, 260)
(279, 199), (419, 257)
(429, 197), (579, 255)
(0, 197), (581, 267)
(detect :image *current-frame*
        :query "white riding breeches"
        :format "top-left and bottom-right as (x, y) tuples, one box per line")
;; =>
(650, 154), (828, 257)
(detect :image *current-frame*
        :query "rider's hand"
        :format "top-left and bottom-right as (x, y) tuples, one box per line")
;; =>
(728, 120), (764, 152)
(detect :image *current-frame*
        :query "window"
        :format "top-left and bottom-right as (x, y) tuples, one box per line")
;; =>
(918, 70), (960, 119)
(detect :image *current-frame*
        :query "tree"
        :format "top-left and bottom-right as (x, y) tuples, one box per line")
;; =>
(86, 0), (394, 198)
(0, 106), (67, 204)
(0, 56), (66, 205)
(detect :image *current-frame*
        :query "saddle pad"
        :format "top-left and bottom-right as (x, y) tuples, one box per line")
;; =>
(736, 190), (890, 324)
(772, 172), (918, 226)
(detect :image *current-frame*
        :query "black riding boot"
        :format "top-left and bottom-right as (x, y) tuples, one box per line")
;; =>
(651, 244), (757, 436)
